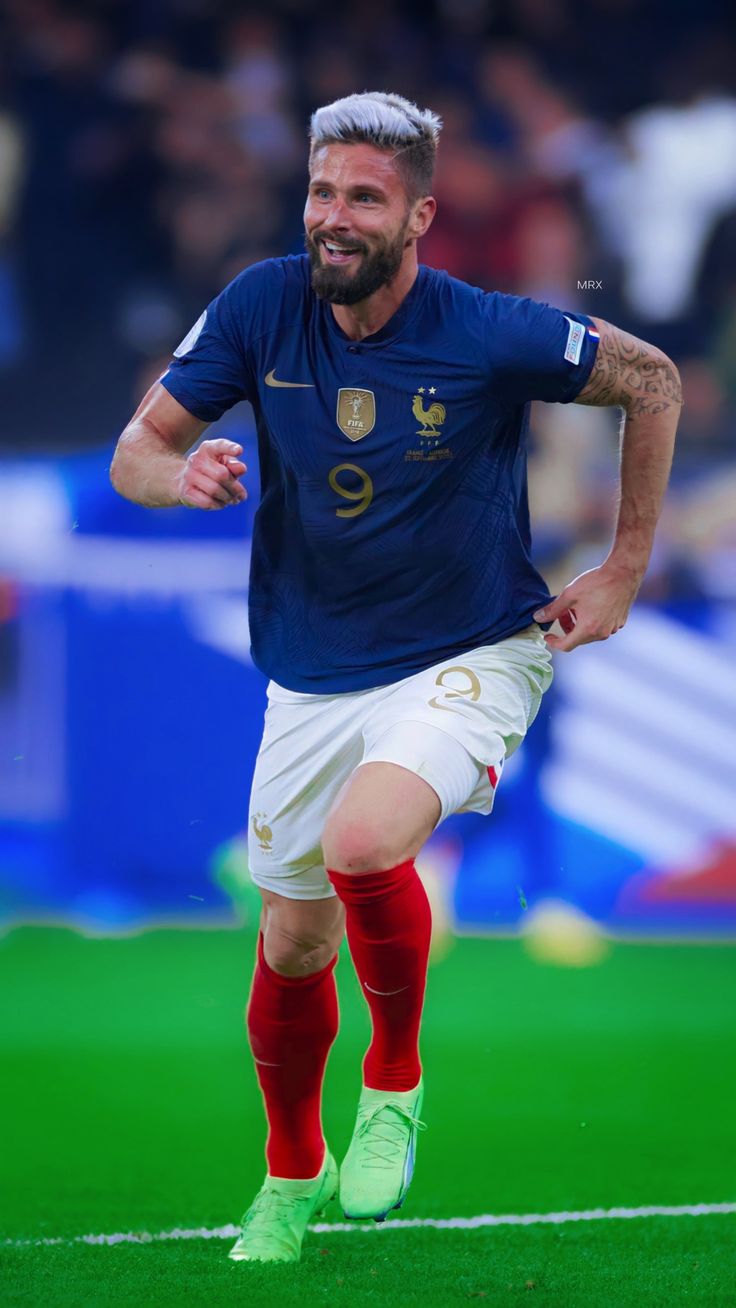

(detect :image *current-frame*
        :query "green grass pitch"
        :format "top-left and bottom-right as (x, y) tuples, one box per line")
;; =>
(1, 925), (735, 1305)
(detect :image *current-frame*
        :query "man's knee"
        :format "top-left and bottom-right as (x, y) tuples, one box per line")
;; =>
(321, 813), (396, 875)
(263, 922), (337, 976)
(261, 895), (343, 976)
(321, 761), (441, 875)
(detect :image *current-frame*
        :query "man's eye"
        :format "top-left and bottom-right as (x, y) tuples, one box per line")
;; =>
(358, 194), (375, 203)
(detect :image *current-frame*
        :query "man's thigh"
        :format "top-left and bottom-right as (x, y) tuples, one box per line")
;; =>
(247, 685), (367, 900)
(321, 758), (444, 872)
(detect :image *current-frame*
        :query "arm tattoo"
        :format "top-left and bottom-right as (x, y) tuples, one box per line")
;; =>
(575, 318), (683, 417)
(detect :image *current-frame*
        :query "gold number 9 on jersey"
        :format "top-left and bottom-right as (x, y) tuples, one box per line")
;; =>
(328, 462), (374, 518)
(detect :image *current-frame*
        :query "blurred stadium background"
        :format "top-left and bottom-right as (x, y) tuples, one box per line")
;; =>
(1, 0), (735, 938)
(1, 2), (736, 1302)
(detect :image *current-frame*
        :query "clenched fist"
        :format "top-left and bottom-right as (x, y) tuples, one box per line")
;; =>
(177, 438), (248, 510)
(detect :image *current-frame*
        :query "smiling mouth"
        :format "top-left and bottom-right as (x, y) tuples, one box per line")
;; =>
(321, 239), (362, 265)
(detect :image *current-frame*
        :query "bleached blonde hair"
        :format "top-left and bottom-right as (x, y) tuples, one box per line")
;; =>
(309, 92), (442, 199)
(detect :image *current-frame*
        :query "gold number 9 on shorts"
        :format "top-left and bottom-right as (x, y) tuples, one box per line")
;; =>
(428, 666), (482, 711)
(328, 463), (374, 518)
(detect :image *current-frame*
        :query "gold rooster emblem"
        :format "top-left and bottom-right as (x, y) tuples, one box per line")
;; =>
(251, 813), (273, 852)
(412, 392), (447, 438)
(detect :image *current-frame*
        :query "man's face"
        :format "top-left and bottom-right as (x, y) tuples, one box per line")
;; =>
(304, 143), (416, 305)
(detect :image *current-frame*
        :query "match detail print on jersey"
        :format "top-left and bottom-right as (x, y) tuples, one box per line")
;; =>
(336, 388), (376, 441)
(264, 369), (315, 388)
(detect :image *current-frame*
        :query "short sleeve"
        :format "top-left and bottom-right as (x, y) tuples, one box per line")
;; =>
(484, 294), (600, 405)
(160, 274), (255, 423)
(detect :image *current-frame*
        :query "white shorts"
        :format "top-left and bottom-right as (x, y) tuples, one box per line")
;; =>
(247, 625), (553, 900)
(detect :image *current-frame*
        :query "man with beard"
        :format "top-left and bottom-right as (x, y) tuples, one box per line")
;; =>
(110, 92), (681, 1265)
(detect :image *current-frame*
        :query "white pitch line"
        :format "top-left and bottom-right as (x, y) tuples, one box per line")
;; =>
(4, 1202), (735, 1248)
(312, 1203), (736, 1233)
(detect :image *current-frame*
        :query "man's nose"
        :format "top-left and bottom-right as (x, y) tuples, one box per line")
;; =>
(322, 195), (351, 229)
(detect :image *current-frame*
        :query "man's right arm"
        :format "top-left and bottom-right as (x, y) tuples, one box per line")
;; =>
(110, 381), (247, 510)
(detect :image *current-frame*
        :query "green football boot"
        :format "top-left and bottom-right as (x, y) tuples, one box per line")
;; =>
(339, 1080), (425, 1221)
(228, 1151), (338, 1264)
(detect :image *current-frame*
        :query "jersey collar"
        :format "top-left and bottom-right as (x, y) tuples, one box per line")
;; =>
(322, 264), (432, 348)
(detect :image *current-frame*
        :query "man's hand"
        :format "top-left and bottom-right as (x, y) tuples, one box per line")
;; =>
(111, 385), (249, 509)
(177, 438), (248, 510)
(533, 562), (642, 652)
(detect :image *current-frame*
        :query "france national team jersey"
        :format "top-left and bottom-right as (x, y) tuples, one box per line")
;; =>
(161, 255), (599, 693)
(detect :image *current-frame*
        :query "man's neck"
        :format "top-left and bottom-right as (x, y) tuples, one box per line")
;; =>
(330, 253), (419, 342)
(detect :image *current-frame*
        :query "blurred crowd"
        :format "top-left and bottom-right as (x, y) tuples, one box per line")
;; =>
(1, 0), (735, 605)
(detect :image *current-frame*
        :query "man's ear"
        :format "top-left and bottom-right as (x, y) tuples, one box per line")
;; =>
(409, 195), (436, 240)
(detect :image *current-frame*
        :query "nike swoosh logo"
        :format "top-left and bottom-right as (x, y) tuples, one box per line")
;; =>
(264, 369), (315, 389)
(364, 982), (410, 996)
(428, 696), (456, 712)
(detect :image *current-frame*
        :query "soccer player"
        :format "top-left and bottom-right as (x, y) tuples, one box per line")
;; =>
(110, 92), (681, 1264)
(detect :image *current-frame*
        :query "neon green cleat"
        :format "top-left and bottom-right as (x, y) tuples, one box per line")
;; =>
(228, 1151), (338, 1264)
(339, 1080), (426, 1221)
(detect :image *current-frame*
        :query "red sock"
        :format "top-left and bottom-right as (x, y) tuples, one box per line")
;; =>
(327, 860), (431, 1092)
(247, 933), (339, 1179)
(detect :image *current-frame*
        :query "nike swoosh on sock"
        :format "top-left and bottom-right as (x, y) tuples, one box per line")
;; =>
(363, 982), (410, 996)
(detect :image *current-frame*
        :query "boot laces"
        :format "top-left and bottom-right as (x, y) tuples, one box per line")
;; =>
(354, 1102), (427, 1170)
(240, 1185), (304, 1232)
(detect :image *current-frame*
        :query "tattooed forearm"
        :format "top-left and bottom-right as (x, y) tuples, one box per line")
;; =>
(572, 317), (681, 579)
(575, 317), (683, 416)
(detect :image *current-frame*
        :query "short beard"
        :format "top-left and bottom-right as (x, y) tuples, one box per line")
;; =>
(305, 225), (407, 305)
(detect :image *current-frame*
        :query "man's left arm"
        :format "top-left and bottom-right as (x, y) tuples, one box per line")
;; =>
(533, 316), (682, 651)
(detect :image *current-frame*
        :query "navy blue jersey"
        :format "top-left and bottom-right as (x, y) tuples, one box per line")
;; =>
(161, 255), (599, 692)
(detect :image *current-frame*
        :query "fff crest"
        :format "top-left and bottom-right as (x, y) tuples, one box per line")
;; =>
(336, 388), (375, 442)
